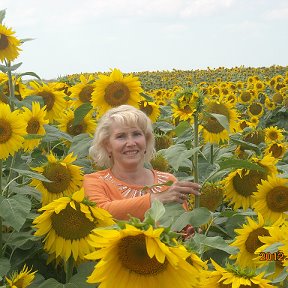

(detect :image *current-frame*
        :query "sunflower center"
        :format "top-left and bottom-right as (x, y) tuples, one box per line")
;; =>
(0, 33), (9, 50)
(268, 131), (278, 141)
(27, 118), (40, 134)
(66, 120), (87, 136)
(266, 186), (288, 212)
(37, 91), (55, 111)
(245, 227), (270, 254)
(42, 163), (72, 193)
(203, 102), (230, 133)
(232, 170), (267, 197)
(248, 103), (262, 115)
(140, 103), (153, 116)
(51, 204), (95, 240)
(79, 85), (94, 103)
(268, 143), (283, 158)
(240, 91), (252, 102)
(12, 278), (25, 288)
(118, 234), (168, 275)
(104, 82), (130, 106)
(0, 120), (12, 143)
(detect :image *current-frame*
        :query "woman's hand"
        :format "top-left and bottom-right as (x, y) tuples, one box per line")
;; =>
(150, 181), (201, 204)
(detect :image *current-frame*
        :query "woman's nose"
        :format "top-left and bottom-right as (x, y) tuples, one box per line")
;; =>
(126, 136), (136, 145)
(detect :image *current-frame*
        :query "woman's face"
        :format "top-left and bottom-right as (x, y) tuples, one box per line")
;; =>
(106, 121), (147, 169)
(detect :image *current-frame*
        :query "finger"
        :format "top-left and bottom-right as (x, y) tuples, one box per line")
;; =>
(174, 186), (201, 196)
(175, 181), (202, 190)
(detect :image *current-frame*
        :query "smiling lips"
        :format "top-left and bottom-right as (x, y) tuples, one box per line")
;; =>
(123, 150), (139, 155)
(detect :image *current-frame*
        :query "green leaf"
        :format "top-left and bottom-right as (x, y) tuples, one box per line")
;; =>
(0, 258), (10, 280)
(0, 62), (22, 73)
(11, 168), (52, 182)
(33, 278), (78, 288)
(18, 71), (41, 80)
(42, 125), (73, 142)
(0, 9), (6, 23)
(160, 144), (199, 170)
(153, 121), (175, 133)
(192, 233), (238, 254)
(158, 202), (186, 227)
(218, 159), (266, 173)
(209, 113), (230, 132)
(73, 102), (93, 125)
(230, 137), (261, 153)
(69, 262), (96, 287)
(174, 121), (190, 137)
(171, 207), (211, 231)
(5, 231), (37, 248)
(68, 133), (92, 158)
(10, 184), (42, 201)
(271, 267), (288, 283)
(144, 200), (166, 223)
(0, 194), (31, 231)
(263, 242), (284, 253)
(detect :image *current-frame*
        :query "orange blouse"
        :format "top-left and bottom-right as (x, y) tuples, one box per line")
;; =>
(83, 168), (177, 220)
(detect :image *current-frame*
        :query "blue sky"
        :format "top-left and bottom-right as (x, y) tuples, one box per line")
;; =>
(2, 0), (288, 80)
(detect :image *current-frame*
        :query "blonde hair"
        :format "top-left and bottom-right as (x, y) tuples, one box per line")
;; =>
(89, 105), (155, 167)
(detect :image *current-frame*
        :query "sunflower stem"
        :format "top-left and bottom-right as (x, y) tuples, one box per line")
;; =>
(5, 154), (16, 197)
(6, 61), (15, 111)
(65, 256), (74, 283)
(193, 114), (200, 208)
(0, 159), (2, 196)
(210, 144), (214, 165)
(0, 160), (2, 258)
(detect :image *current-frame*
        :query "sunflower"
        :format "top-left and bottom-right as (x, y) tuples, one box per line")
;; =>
(200, 97), (239, 144)
(230, 214), (271, 268)
(222, 155), (277, 210)
(247, 102), (264, 117)
(5, 264), (37, 288)
(85, 224), (199, 288)
(253, 175), (288, 222)
(0, 24), (21, 62)
(238, 90), (254, 104)
(200, 259), (275, 288)
(57, 108), (96, 137)
(264, 126), (285, 143)
(138, 99), (160, 122)
(150, 153), (170, 172)
(91, 68), (143, 117)
(33, 188), (115, 262)
(21, 102), (49, 152)
(255, 220), (288, 280)
(69, 74), (96, 108)
(0, 103), (27, 159)
(30, 152), (83, 205)
(264, 142), (287, 159)
(191, 182), (223, 212)
(27, 81), (67, 122)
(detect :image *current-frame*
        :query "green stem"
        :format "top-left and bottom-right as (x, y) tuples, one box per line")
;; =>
(6, 61), (15, 111)
(65, 256), (74, 283)
(0, 160), (2, 258)
(210, 144), (214, 165)
(193, 114), (200, 208)
(0, 160), (2, 196)
(5, 155), (15, 197)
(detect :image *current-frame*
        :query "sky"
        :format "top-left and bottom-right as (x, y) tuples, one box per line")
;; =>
(1, 0), (288, 80)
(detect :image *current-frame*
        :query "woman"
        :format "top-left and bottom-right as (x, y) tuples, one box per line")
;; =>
(84, 105), (201, 220)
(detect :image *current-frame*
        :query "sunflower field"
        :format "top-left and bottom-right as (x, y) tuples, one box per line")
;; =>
(1, 8), (288, 288)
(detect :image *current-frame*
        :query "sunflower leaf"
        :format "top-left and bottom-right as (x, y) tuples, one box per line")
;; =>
(0, 258), (10, 281)
(208, 112), (230, 132)
(144, 200), (166, 224)
(0, 9), (6, 24)
(0, 195), (31, 231)
(170, 207), (211, 231)
(0, 62), (22, 73)
(217, 159), (267, 173)
(73, 102), (93, 126)
(18, 71), (41, 80)
(11, 168), (52, 182)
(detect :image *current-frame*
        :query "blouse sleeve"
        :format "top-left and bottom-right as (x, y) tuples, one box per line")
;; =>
(83, 173), (151, 220)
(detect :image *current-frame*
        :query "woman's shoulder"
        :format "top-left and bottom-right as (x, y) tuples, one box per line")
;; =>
(84, 169), (110, 181)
